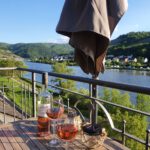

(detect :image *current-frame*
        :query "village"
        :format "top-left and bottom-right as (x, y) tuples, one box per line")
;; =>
(31, 54), (150, 70)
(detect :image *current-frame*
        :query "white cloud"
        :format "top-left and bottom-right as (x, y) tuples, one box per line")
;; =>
(49, 35), (69, 43)
(48, 39), (57, 43)
(59, 35), (69, 43)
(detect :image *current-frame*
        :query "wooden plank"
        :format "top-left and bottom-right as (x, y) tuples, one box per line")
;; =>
(104, 138), (130, 150)
(14, 124), (40, 150)
(26, 121), (65, 150)
(8, 125), (31, 150)
(0, 129), (13, 150)
(22, 120), (107, 150)
(17, 122), (48, 150)
(0, 141), (5, 150)
(0, 123), (12, 128)
(0, 119), (130, 150)
(2, 127), (22, 150)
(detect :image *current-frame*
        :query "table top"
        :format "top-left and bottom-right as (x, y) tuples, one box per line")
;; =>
(0, 118), (129, 150)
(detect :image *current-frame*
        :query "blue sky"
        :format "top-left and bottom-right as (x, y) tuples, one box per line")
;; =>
(0, 0), (150, 44)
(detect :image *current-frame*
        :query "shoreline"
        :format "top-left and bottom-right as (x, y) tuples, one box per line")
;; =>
(27, 60), (150, 72)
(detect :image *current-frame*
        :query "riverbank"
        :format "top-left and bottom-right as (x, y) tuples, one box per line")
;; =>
(29, 60), (150, 72)
(106, 66), (150, 71)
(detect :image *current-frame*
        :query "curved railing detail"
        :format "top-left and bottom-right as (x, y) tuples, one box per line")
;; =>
(95, 100), (115, 129)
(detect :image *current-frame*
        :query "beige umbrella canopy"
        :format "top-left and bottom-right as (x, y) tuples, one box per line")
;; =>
(56, 0), (128, 77)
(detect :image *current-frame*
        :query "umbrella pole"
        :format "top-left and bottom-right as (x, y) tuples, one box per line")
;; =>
(91, 75), (99, 125)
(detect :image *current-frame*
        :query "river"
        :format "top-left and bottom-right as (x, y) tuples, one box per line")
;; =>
(24, 61), (150, 104)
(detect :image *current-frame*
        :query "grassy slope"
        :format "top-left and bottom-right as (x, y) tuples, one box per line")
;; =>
(0, 48), (22, 60)
(0, 76), (34, 115)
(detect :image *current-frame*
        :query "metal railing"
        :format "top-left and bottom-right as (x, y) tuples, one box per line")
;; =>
(1, 67), (150, 149)
(0, 67), (33, 123)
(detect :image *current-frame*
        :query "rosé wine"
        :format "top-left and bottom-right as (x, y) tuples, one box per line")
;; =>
(57, 124), (78, 141)
(47, 107), (64, 119)
(37, 116), (49, 137)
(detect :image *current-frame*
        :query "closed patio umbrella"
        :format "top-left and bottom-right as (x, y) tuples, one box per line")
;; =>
(56, 0), (128, 77)
(56, 0), (128, 134)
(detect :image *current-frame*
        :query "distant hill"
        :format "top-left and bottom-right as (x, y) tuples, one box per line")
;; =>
(0, 42), (74, 59)
(0, 32), (150, 59)
(9, 43), (74, 59)
(108, 32), (150, 59)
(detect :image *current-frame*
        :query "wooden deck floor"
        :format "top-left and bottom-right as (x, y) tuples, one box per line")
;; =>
(0, 119), (130, 150)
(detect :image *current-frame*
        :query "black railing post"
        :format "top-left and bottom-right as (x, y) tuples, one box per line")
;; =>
(21, 83), (24, 120)
(67, 98), (70, 114)
(42, 72), (49, 88)
(89, 83), (92, 97)
(2, 82), (6, 124)
(122, 120), (126, 145)
(91, 75), (98, 124)
(146, 129), (150, 150)
(24, 83), (27, 119)
(32, 72), (36, 118)
(12, 80), (16, 122)
(28, 84), (31, 118)
(89, 83), (92, 122)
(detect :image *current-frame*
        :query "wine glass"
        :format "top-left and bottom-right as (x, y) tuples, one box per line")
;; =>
(46, 96), (64, 147)
(56, 109), (78, 150)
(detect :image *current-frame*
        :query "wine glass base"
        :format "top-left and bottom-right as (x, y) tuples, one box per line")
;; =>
(48, 138), (61, 147)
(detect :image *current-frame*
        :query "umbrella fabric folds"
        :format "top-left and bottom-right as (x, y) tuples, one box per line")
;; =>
(56, 0), (128, 76)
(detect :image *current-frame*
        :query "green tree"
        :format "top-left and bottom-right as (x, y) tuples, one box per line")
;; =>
(102, 88), (132, 114)
(0, 59), (25, 77)
(136, 94), (150, 112)
(51, 62), (91, 118)
(101, 88), (147, 150)
(125, 115), (147, 150)
(52, 62), (76, 93)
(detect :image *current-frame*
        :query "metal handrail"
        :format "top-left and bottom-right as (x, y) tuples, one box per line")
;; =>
(1, 67), (150, 149)
(48, 83), (150, 117)
(0, 67), (17, 70)
(47, 83), (150, 148)
(17, 68), (150, 95)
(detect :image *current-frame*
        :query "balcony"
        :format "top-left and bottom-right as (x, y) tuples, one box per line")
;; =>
(0, 67), (150, 150)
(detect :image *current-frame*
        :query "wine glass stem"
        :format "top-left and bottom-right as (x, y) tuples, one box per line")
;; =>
(51, 120), (56, 138)
(65, 142), (69, 150)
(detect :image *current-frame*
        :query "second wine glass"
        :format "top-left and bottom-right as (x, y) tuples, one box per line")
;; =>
(56, 109), (78, 150)
(46, 96), (64, 147)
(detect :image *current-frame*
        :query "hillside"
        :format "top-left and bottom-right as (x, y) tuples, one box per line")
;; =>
(0, 32), (150, 59)
(108, 32), (150, 58)
(9, 43), (74, 58)
(0, 42), (74, 59)
(0, 48), (22, 61)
